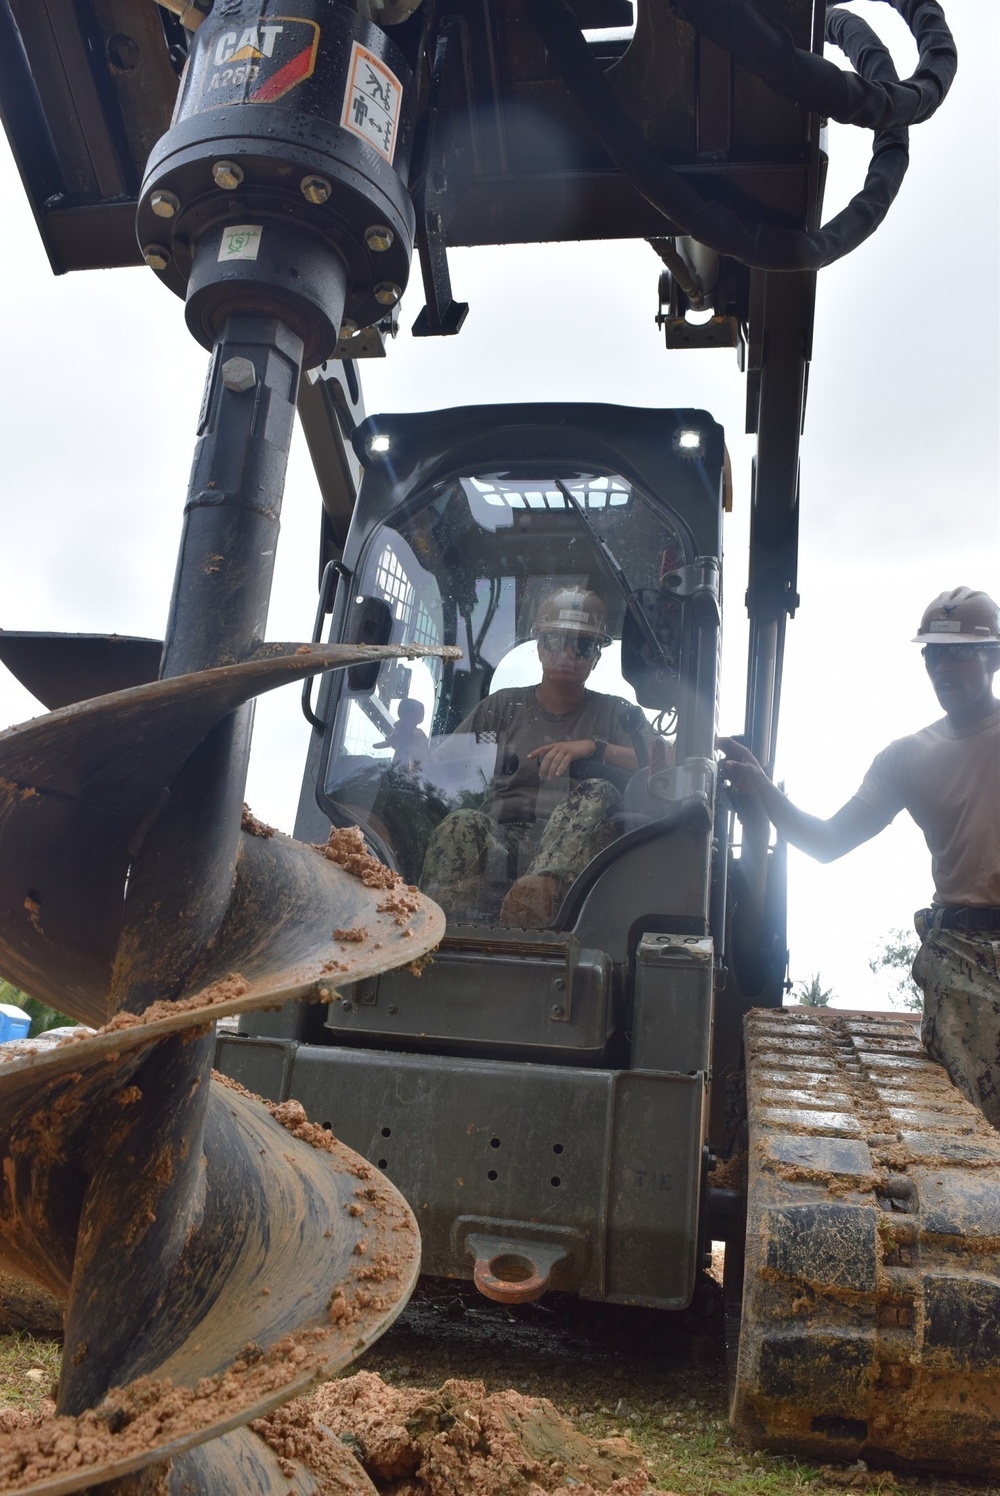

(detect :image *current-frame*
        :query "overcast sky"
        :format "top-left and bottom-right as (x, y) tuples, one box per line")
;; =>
(0, 0), (995, 1010)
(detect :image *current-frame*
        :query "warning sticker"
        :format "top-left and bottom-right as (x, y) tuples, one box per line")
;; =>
(340, 42), (403, 165)
(198, 17), (319, 108)
(219, 225), (262, 262)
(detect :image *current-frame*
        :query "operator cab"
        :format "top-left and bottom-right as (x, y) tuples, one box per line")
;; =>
(317, 404), (726, 935)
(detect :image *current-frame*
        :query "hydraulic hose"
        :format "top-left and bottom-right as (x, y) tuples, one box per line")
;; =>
(528, 0), (954, 271)
(675, 0), (956, 131)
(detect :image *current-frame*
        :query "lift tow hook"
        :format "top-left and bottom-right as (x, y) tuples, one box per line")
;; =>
(468, 1234), (569, 1305)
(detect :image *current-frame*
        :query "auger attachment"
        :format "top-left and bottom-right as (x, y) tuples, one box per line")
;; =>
(0, 4), (437, 1487)
(0, 641), (447, 1493)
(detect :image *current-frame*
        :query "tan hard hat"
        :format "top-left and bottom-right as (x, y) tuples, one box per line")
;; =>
(533, 588), (611, 643)
(913, 587), (1000, 645)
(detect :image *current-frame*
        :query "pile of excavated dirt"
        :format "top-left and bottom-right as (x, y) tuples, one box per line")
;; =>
(302, 1371), (650, 1496)
(0, 1370), (650, 1495)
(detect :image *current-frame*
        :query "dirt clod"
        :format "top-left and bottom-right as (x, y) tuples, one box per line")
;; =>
(306, 1372), (650, 1495)
(320, 828), (405, 892)
(253, 1400), (378, 1492)
(268, 1099), (338, 1155)
(242, 804), (276, 838)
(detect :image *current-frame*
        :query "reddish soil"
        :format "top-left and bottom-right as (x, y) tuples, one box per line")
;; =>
(0, 1335), (329, 1492)
(241, 805), (276, 838)
(320, 828), (404, 892)
(302, 1372), (650, 1496)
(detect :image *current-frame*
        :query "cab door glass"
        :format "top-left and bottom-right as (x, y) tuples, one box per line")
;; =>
(322, 469), (695, 926)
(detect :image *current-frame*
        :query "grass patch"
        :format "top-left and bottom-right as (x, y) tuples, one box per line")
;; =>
(0, 1333), (60, 1417)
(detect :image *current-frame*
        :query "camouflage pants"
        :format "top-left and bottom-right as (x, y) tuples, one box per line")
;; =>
(913, 909), (1000, 1128)
(421, 778), (621, 917)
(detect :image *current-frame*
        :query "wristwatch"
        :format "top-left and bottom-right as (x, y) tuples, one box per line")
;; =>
(591, 738), (607, 763)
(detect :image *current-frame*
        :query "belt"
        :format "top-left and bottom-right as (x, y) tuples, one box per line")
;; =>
(935, 906), (1000, 932)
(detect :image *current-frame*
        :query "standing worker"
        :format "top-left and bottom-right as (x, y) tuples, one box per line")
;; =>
(718, 587), (1000, 1124)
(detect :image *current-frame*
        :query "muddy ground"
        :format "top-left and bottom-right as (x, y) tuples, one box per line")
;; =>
(2, 1271), (998, 1494)
(350, 1272), (999, 1496)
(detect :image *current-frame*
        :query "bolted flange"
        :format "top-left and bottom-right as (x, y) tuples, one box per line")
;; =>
(136, 1), (417, 368)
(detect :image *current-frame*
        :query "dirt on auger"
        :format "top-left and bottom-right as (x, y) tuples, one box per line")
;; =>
(0, 643), (461, 1494)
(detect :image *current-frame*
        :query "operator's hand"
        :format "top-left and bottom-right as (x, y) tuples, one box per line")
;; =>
(716, 736), (768, 797)
(527, 739), (599, 780)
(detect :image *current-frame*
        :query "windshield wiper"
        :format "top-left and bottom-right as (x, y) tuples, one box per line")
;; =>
(555, 479), (666, 665)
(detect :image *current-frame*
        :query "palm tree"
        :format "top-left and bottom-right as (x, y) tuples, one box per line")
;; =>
(794, 973), (833, 1007)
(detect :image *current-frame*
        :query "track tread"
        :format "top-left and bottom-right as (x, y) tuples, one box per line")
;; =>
(732, 1007), (1000, 1476)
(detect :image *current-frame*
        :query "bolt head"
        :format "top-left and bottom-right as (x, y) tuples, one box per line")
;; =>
(221, 356), (257, 393)
(212, 159), (244, 190)
(365, 224), (394, 252)
(150, 190), (180, 219)
(300, 174), (332, 205)
(374, 281), (402, 307)
(550, 1004), (565, 1019)
(341, 1000), (353, 1013)
(142, 245), (170, 270)
(340, 319), (360, 339)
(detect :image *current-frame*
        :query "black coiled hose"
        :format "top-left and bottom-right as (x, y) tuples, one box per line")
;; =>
(676, 0), (956, 130)
(527, 0), (957, 271)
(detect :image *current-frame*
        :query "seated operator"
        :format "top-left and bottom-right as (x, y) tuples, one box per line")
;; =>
(420, 588), (653, 928)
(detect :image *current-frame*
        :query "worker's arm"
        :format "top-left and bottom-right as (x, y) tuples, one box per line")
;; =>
(716, 737), (887, 864)
(527, 739), (638, 780)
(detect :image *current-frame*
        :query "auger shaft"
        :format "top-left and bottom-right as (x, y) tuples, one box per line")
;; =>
(112, 316), (305, 1016)
(56, 1030), (216, 1415)
(162, 316), (305, 677)
(58, 315), (308, 1417)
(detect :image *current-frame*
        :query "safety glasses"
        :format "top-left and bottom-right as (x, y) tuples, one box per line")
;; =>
(537, 631), (603, 660)
(921, 643), (997, 664)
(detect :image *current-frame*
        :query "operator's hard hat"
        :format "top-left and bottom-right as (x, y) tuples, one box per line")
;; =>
(532, 588), (612, 643)
(913, 587), (1000, 645)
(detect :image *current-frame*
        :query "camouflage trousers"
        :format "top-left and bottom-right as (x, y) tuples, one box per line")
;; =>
(421, 778), (621, 917)
(913, 908), (1000, 1129)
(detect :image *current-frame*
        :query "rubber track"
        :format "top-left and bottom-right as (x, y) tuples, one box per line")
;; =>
(732, 1008), (1000, 1475)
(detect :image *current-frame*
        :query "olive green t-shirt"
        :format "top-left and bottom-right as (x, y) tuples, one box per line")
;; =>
(853, 705), (1000, 906)
(456, 686), (644, 823)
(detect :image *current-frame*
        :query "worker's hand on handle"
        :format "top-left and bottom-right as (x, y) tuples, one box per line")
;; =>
(715, 734), (884, 864)
(716, 736), (769, 798)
